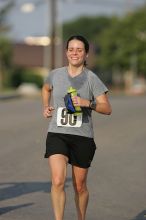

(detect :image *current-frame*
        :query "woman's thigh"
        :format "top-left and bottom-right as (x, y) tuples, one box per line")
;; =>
(72, 166), (88, 190)
(49, 154), (68, 184)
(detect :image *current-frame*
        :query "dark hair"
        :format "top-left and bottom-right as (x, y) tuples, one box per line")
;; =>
(66, 35), (89, 53)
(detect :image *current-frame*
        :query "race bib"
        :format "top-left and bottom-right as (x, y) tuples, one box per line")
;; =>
(57, 107), (82, 127)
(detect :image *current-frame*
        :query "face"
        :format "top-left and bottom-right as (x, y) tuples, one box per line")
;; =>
(66, 39), (88, 67)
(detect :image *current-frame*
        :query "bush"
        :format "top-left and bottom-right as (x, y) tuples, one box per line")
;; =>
(10, 67), (43, 88)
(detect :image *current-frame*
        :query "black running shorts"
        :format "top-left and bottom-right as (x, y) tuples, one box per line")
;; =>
(44, 132), (96, 168)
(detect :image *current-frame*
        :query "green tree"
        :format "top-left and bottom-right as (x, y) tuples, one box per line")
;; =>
(0, 1), (14, 89)
(63, 16), (112, 42)
(63, 5), (146, 81)
(98, 6), (146, 77)
(0, 38), (12, 87)
(10, 67), (43, 88)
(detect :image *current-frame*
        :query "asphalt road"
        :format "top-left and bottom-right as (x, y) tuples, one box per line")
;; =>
(0, 95), (146, 220)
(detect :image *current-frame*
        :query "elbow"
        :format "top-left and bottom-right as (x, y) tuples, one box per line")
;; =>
(97, 108), (112, 115)
(106, 107), (112, 115)
(107, 110), (112, 115)
(42, 84), (51, 93)
(95, 102), (112, 115)
(102, 104), (112, 115)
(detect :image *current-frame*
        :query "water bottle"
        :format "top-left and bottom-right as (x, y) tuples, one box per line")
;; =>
(68, 87), (82, 115)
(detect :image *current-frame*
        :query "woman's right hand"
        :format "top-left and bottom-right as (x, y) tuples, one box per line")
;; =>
(43, 106), (54, 118)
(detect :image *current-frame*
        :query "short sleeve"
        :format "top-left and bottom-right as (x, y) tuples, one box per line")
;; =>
(89, 72), (108, 98)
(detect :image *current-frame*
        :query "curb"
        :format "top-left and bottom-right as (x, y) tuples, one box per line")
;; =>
(0, 93), (21, 101)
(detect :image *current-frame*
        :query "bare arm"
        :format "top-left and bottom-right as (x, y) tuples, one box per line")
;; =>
(94, 93), (112, 115)
(42, 83), (54, 118)
(42, 83), (51, 107)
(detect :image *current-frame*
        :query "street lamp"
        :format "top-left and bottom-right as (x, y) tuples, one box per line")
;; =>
(20, 3), (35, 13)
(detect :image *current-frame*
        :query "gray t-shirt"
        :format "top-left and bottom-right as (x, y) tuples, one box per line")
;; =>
(45, 66), (108, 138)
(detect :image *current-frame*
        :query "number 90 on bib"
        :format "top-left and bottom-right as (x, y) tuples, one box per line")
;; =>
(57, 107), (82, 127)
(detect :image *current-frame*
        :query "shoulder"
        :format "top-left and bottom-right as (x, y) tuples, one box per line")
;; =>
(85, 68), (101, 81)
(85, 68), (108, 94)
(47, 67), (66, 80)
(51, 66), (66, 74)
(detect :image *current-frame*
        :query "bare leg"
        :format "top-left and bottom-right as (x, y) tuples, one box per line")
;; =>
(49, 154), (68, 220)
(72, 166), (89, 220)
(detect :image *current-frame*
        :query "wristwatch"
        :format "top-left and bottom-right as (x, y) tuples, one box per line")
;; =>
(89, 100), (96, 110)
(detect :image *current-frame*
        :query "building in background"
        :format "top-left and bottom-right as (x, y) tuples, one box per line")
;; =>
(1, 0), (146, 74)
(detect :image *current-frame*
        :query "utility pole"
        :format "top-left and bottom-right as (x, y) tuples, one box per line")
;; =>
(50, 0), (57, 70)
(127, 0), (132, 14)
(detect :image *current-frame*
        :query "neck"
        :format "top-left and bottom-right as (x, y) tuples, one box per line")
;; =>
(67, 64), (84, 77)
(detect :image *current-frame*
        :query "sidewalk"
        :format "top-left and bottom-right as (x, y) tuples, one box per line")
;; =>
(0, 84), (41, 100)
(0, 91), (21, 101)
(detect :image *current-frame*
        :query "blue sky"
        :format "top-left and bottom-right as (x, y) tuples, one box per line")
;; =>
(1, 0), (146, 41)
(60, 0), (146, 21)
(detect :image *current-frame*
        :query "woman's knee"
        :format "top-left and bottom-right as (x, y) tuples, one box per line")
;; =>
(49, 154), (68, 189)
(52, 176), (65, 189)
(74, 181), (88, 194)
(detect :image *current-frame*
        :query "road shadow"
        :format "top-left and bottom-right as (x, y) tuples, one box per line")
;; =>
(0, 178), (72, 201)
(0, 203), (34, 215)
(132, 210), (146, 220)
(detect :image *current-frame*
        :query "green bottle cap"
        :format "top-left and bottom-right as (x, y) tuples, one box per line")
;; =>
(67, 87), (76, 94)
